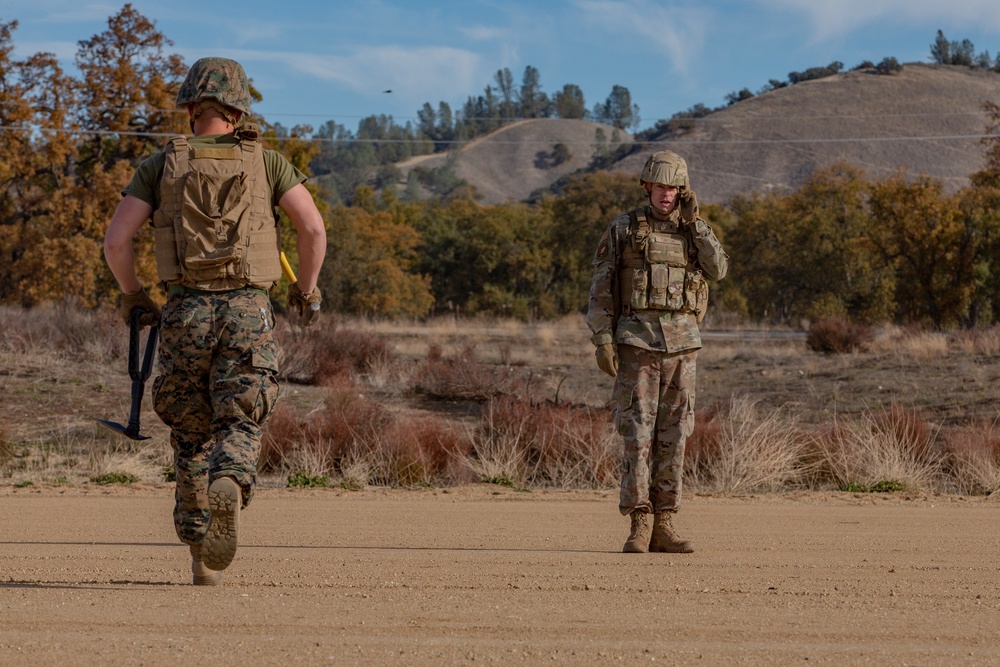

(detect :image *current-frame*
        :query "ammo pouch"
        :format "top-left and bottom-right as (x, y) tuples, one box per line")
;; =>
(152, 136), (280, 291)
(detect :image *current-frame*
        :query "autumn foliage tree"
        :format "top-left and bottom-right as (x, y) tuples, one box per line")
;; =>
(0, 6), (188, 308)
(727, 164), (895, 324)
(319, 187), (433, 318)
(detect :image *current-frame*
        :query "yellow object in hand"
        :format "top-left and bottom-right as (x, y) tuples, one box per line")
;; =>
(280, 251), (297, 283)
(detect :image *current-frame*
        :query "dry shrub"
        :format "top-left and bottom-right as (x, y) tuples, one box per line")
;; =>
(260, 402), (310, 472)
(382, 416), (473, 486)
(413, 344), (515, 401)
(940, 417), (1000, 495)
(0, 423), (13, 470)
(685, 405), (724, 472)
(806, 317), (872, 353)
(813, 406), (941, 492)
(686, 396), (806, 493)
(260, 375), (389, 476)
(948, 326), (1000, 356)
(275, 317), (393, 385)
(870, 403), (934, 463)
(462, 396), (618, 489)
(262, 379), (471, 487)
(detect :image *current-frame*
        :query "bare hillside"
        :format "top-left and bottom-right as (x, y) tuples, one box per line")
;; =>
(612, 63), (1000, 204)
(395, 64), (1000, 206)
(395, 118), (631, 204)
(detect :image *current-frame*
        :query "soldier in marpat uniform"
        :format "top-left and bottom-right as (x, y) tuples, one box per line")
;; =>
(587, 150), (728, 553)
(104, 58), (327, 584)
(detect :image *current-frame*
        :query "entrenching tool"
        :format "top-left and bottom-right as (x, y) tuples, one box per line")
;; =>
(95, 308), (159, 441)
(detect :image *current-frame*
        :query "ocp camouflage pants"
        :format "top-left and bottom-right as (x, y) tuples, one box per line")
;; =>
(612, 345), (697, 515)
(152, 287), (279, 546)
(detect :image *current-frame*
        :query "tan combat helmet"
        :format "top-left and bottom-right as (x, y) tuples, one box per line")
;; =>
(639, 150), (690, 189)
(176, 57), (252, 126)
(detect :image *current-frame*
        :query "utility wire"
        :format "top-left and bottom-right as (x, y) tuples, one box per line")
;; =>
(0, 123), (993, 146)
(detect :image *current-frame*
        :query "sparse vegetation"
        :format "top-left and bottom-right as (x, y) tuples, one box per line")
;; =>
(91, 472), (141, 485)
(5, 306), (1000, 498)
(287, 471), (330, 488)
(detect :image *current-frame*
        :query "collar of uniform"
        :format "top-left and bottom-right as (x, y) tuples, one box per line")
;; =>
(647, 205), (679, 224)
(190, 133), (239, 146)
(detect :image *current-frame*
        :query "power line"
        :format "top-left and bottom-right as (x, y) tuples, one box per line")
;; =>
(2, 98), (996, 124)
(0, 124), (995, 146)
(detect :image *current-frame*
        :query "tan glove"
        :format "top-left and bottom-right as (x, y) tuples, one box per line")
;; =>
(595, 343), (618, 378)
(288, 282), (322, 326)
(118, 287), (160, 328)
(679, 188), (700, 224)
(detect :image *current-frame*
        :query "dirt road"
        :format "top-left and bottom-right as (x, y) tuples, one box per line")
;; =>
(2, 486), (999, 666)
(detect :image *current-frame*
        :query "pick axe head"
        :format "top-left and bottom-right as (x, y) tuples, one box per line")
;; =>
(94, 309), (158, 441)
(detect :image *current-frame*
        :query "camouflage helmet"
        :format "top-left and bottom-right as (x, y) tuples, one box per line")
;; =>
(176, 57), (252, 115)
(639, 150), (690, 188)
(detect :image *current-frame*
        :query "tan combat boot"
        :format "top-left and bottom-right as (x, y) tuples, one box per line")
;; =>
(649, 512), (694, 553)
(622, 511), (651, 553)
(190, 545), (222, 586)
(202, 476), (241, 571)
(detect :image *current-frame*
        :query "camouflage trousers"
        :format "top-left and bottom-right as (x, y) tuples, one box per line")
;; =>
(612, 345), (697, 515)
(152, 287), (280, 546)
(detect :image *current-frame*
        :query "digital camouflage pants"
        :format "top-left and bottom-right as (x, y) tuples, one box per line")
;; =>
(612, 345), (697, 515)
(152, 288), (279, 546)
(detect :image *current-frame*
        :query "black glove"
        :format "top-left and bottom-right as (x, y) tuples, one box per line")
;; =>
(288, 282), (322, 326)
(118, 287), (160, 328)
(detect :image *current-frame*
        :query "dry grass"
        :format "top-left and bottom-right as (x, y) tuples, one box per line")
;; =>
(412, 344), (517, 401)
(0, 302), (126, 362)
(940, 416), (1000, 496)
(8, 304), (1000, 496)
(865, 325), (951, 359)
(274, 315), (395, 385)
(459, 397), (618, 489)
(685, 396), (807, 493)
(948, 327), (1000, 356)
(812, 406), (942, 493)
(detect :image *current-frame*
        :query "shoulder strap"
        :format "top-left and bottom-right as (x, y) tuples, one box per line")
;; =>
(629, 206), (651, 250)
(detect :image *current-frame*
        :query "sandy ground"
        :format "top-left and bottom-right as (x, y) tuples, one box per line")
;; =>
(2, 486), (999, 666)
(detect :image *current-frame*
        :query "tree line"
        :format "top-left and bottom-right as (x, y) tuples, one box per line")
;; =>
(4, 7), (1000, 330)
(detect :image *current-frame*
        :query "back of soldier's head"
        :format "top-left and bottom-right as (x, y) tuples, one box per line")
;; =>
(176, 57), (252, 116)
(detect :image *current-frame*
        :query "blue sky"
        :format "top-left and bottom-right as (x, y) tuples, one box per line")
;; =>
(6, 0), (1000, 134)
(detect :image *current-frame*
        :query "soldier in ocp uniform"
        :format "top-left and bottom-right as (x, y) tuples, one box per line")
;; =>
(104, 58), (327, 584)
(587, 150), (728, 553)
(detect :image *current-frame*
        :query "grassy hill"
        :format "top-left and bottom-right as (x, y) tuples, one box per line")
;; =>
(395, 63), (1000, 206)
(395, 118), (631, 205)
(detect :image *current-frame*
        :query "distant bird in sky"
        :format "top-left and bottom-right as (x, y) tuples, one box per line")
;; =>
(383, 89), (392, 93)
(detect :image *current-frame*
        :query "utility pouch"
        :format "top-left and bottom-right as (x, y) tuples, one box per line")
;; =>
(177, 170), (250, 282)
(685, 271), (709, 323)
(628, 268), (648, 310)
(649, 264), (669, 308)
(646, 233), (686, 266)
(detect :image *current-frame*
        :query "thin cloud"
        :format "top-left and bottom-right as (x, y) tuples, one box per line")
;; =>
(759, 0), (1000, 40)
(573, 0), (709, 74)
(229, 45), (481, 105)
(459, 25), (509, 42)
